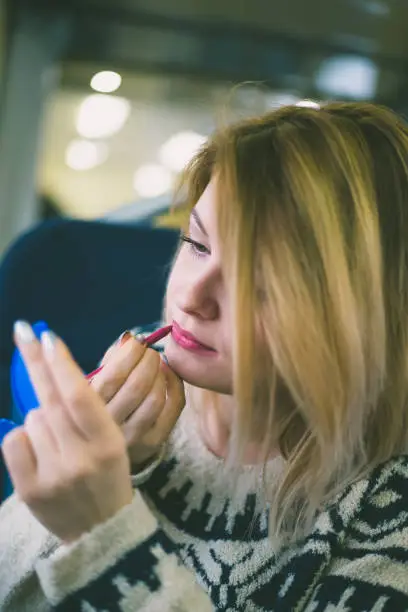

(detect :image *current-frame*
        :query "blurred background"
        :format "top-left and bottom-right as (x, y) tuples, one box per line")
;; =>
(0, 0), (407, 253)
(3, 0), (408, 497)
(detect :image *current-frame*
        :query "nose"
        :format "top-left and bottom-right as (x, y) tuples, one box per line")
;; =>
(177, 272), (220, 321)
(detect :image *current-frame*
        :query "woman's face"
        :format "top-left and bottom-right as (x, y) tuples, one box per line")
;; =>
(165, 180), (233, 394)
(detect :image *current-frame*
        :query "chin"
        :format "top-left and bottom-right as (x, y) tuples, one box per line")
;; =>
(165, 350), (232, 395)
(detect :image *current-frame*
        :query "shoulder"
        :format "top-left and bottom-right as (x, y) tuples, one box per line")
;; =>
(352, 455), (408, 529)
(336, 456), (408, 592)
(325, 455), (408, 544)
(300, 457), (408, 610)
(324, 455), (408, 531)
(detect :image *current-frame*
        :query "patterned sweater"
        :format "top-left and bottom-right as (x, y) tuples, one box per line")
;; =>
(1, 400), (408, 612)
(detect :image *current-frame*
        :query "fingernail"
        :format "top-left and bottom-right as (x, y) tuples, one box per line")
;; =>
(41, 330), (58, 356)
(135, 333), (146, 345)
(14, 321), (36, 344)
(117, 331), (132, 346)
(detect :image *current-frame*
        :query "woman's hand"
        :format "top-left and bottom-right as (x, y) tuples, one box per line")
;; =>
(90, 332), (185, 470)
(1, 322), (134, 543)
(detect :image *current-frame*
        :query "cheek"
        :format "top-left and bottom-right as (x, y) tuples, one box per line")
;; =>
(164, 275), (176, 320)
(164, 252), (184, 315)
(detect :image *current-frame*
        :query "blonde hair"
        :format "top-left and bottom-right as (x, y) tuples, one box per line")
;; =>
(176, 102), (408, 543)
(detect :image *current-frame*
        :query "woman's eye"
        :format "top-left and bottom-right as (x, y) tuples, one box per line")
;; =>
(180, 234), (210, 258)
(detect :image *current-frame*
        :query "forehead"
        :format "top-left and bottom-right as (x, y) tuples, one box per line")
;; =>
(193, 180), (216, 228)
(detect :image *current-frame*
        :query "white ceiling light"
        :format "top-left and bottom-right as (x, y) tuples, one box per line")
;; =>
(296, 100), (321, 109)
(76, 94), (131, 139)
(65, 139), (109, 171)
(316, 56), (378, 100)
(159, 131), (206, 173)
(133, 164), (173, 198)
(90, 71), (122, 93)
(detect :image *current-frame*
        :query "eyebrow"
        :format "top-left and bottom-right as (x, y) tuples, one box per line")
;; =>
(191, 209), (208, 236)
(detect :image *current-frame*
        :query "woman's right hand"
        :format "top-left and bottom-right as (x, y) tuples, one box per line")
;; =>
(90, 333), (184, 470)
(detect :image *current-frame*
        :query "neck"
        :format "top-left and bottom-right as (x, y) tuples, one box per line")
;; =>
(199, 394), (233, 459)
(199, 393), (276, 465)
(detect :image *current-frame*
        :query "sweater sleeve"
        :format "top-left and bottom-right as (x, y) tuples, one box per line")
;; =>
(0, 492), (59, 608)
(35, 489), (214, 611)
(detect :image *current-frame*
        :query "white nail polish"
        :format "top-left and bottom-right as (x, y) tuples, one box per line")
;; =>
(14, 321), (35, 344)
(41, 331), (57, 356)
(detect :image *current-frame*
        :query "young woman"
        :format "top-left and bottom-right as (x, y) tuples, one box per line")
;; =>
(1, 102), (408, 611)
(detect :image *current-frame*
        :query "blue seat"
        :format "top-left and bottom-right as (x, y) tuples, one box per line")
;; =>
(0, 219), (179, 499)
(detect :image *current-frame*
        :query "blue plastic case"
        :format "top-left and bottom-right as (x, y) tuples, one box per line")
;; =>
(0, 321), (49, 443)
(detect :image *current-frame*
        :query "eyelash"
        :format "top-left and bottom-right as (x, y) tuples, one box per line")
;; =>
(180, 234), (210, 258)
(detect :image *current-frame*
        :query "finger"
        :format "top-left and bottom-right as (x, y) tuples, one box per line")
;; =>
(152, 362), (185, 439)
(13, 321), (63, 412)
(99, 331), (134, 368)
(41, 331), (113, 439)
(24, 409), (59, 467)
(2, 427), (37, 496)
(107, 348), (162, 424)
(122, 372), (167, 441)
(15, 324), (86, 444)
(92, 337), (146, 403)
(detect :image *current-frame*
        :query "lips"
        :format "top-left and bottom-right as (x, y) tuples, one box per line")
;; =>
(171, 321), (215, 352)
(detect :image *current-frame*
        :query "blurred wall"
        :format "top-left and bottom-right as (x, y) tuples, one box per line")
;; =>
(0, 0), (5, 103)
(0, 3), (70, 257)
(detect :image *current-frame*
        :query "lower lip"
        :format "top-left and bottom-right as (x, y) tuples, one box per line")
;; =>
(171, 327), (216, 355)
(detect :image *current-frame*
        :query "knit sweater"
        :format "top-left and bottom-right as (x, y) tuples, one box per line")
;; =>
(1, 401), (408, 611)
(1, 323), (408, 611)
